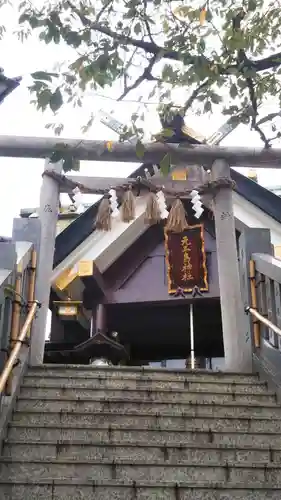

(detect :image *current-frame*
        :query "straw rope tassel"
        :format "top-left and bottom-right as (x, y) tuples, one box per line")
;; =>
(95, 193), (112, 231)
(166, 198), (188, 233)
(144, 192), (161, 225)
(121, 186), (136, 222)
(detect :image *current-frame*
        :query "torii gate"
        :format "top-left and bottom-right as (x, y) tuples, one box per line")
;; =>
(1, 130), (280, 371)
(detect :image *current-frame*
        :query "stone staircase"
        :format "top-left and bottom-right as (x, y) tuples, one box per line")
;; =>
(1, 365), (281, 499)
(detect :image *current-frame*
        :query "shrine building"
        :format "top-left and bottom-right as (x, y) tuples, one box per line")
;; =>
(20, 117), (281, 368)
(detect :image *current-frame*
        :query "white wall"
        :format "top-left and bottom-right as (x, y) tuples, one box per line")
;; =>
(233, 192), (281, 246)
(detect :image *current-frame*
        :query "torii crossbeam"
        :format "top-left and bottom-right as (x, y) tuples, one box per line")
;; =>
(0, 135), (280, 168)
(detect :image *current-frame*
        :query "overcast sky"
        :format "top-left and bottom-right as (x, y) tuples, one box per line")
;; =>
(1, 5), (281, 237)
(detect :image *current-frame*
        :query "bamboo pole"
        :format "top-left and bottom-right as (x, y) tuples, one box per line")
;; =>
(26, 250), (37, 338)
(9, 270), (22, 348)
(249, 259), (260, 348)
(0, 135), (281, 168)
(6, 267), (22, 395)
(0, 301), (39, 395)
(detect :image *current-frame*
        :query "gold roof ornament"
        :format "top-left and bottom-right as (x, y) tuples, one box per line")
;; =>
(247, 168), (258, 182)
(157, 114), (205, 145)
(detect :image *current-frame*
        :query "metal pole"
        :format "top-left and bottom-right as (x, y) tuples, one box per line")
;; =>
(190, 303), (195, 370)
(246, 306), (281, 338)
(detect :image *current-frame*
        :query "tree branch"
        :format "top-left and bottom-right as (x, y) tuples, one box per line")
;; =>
(231, 11), (272, 148)
(246, 76), (270, 148)
(95, 0), (112, 23)
(66, 2), (281, 75)
(182, 79), (210, 113)
(117, 54), (159, 101)
(251, 52), (281, 71)
(88, 23), (281, 74)
(143, 0), (155, 45)
(256, 111), (281, 127)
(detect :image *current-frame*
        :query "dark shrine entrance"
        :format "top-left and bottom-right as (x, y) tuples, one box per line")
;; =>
(106, 299), (223, 364)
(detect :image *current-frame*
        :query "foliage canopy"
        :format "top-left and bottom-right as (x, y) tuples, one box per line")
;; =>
(2, 0), (281, 152)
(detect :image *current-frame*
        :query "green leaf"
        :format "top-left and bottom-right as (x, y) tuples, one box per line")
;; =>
(161, 128), (175, 138)
(204, 101), (212, 112)
(162, 19), (169, 34)
(18, 13), (30, 24)
(49, 150), (65, 163)
(63, 156), (80, 172)
(31, 71), (57, 82)
(50, 88), (63, 112)
(159, 154), (171, 176)
(37, 89), (52, 110)
(230, 83), (238, 99)
(210, 92), (221, 104)
(199, 38), (206, 52)
(71, 158), (80, 171)
(135, 140), (145, 159)
(65, 30), (82, 47)
(134, 22), (142, 35)
(248, 0), (256, 12)
(54, 124), (64, 136)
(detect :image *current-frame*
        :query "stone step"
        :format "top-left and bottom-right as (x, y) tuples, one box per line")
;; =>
(23, 376), (267, 393)
(16, 396), (279, 415)
(18, 388), (276, 405)
(3, 440), (279, 464)
(1, 458), (281, 483)
(1, 480), (281, 500)
(7, 424), (281, 448)
(12, 410), (281, 433)
(27, 365), (259, 384)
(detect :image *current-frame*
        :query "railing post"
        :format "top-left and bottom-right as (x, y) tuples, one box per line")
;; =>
(30, 159), (62, 365)
(238, 228), (271, 370)
(212, 160), (246, 371)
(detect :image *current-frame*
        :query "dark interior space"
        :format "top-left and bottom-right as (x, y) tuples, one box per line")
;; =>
(106, 299), (223, 363)
(45, 299), (223, 364)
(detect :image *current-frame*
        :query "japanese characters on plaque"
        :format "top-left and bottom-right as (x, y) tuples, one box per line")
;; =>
(165, 224), (208, 294)
(181, 235), (194, 282)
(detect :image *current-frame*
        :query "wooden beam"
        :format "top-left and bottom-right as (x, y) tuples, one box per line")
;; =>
(0, 135), (281, 168)
(79, 260), (113, 302)
(92, 263), (113, 303)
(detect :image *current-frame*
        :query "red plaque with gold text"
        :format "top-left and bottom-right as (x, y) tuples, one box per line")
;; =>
(165, 224), (208, 294)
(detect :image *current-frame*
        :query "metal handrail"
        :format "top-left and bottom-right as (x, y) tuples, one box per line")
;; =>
(245, 306), (281, 338)
(0, 300), (40, 394)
